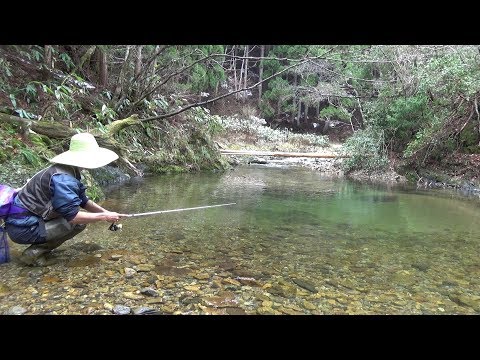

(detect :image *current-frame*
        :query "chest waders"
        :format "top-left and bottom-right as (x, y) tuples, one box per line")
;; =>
(19, 218), (86, 266)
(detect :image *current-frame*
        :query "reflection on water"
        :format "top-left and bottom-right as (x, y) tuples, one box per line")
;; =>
(97, 165), (480, 314)
(2, 165), (480, 314)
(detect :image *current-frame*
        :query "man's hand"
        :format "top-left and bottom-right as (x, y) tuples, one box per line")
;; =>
(102, 211), (128, 222)
(70, 210), (128, 224)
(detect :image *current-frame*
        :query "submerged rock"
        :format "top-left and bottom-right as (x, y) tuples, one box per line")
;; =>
(203, 291), (238, 308)
(113, 305), (131, 315)
(70, 242), (103, 253)
(154, 264), (192, 277)
(359, 194), (398, 203)
(225, 307), (247, 315)
(411, 262), (430, 272)
(292, 278), (317, 293)
(124, 268), (136, 278)
(66, 255), (101, 267)
(4, 306), (27, 315)
(140, 287), (159, 297)
(136, 264), (156, 272)
(0, 284), (11, 296)
(133, 307), (161, 315)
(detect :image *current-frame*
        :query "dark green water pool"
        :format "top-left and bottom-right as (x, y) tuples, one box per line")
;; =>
(97, 165), (480, 314)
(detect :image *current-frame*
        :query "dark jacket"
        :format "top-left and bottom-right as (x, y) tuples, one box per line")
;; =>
(17, 164), (84, 220)
(5, 164), (89, 244)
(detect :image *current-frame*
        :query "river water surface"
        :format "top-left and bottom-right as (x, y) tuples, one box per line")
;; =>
(1, 165), (480, 315)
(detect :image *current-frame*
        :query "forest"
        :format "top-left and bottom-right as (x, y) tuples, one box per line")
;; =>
(1, 45), (480, 193)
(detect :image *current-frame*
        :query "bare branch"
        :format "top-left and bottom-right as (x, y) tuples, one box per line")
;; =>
(131, 52), (215, 108)
(307, 59), (397, 83)
(137, 56), (318, 122)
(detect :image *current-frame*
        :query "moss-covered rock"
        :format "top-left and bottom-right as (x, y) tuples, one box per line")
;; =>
(81, 170), (105, 202)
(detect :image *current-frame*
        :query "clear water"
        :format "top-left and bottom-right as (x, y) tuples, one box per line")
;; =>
(95, 165), (480, 314)
(3, 165), (480, 315)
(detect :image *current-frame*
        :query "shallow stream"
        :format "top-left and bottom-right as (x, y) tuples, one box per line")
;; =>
(1, 165), (480, 315)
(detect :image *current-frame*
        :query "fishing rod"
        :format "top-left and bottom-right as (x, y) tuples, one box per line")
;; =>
(108, 202), (236, 231)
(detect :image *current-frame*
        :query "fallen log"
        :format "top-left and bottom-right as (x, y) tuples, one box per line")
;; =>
(0, 112), (142, 176)
(219, 149), (350, 158)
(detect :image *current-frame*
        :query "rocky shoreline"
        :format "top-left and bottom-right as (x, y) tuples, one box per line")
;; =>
(230, 154), (408, 184)
(229, 154), (480, 200)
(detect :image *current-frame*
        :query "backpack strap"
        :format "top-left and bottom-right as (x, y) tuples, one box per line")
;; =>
(0, 225), (10, 263)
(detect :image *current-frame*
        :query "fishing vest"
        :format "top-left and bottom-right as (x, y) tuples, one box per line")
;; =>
(17, 164), (81, 221)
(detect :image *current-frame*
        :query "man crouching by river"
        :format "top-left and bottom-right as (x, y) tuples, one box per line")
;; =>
(4, 133), (127, 266)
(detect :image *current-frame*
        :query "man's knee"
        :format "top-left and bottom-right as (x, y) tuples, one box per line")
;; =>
(71, 223), (87, 236)
(44, 218), (86, 241)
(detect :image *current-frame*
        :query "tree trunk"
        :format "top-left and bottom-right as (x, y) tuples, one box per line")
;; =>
(243, 45), (249, 101)
(135, 45), (143, 78)
(105, 115), (140, 136)
(44, 45), (53, 69)
(0, 112), (141, 176)
(323, 118), (331, 134)
(0, 112), (76, 139)
(79, 45), (97, 71)
(97, 47), (108, 88)
(232, 46), (237, 91)
(133, 45), (143, 97)
(258, 45), (264, 106)
(146, 45), (160, 101)
(296, 101), (302, 127)
(292, 73), (298, 124)
(475, 97), (480, 145)
(114, 45), (132, 100)
(237, 48), (245, 100)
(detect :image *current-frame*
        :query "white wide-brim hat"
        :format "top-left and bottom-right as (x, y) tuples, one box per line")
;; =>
(49, 132), (119, 169)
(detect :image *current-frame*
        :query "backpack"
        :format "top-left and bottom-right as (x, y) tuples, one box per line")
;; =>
(0, 184), (26, 264)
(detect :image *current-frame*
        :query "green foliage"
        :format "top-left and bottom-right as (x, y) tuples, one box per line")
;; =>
(40, 83), (82, 119)
(459, 122), (480, 153)
(304, 74), (319, 86)
(418, 50), (480, 98)
(261, 77), (294, 117)
(341, 128), (389, 173)
(0, 124), (52, 168)
(7, 82), (41, 119)
(15, 109), (37, 119)
(59, 52), (74, 71)
(142, 96), (169, 117)
(19, 148), (43, 167)
(95, 104), (117, 124)
(190, 107), (223, 135)
(402, 114), (445, 160)
(186, 45), (226, 93)
(319, 106), (350, 121)
(264, 77), (292, 101)
(0, 126), (17, 163)
(3, 44), (480, 177)
(0, 58), (12, 92)
(114, 106), (229, 175)
(369, 94), (432, 151)
(262, 45), (305, 78)
(31, 46), (44, 62)
(190, 64), (208, 91)
(81, 170), (105, 202)
(397, 47), (480, 162)
(25, 83), (37, 103)
(259, 100), (275, 119)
